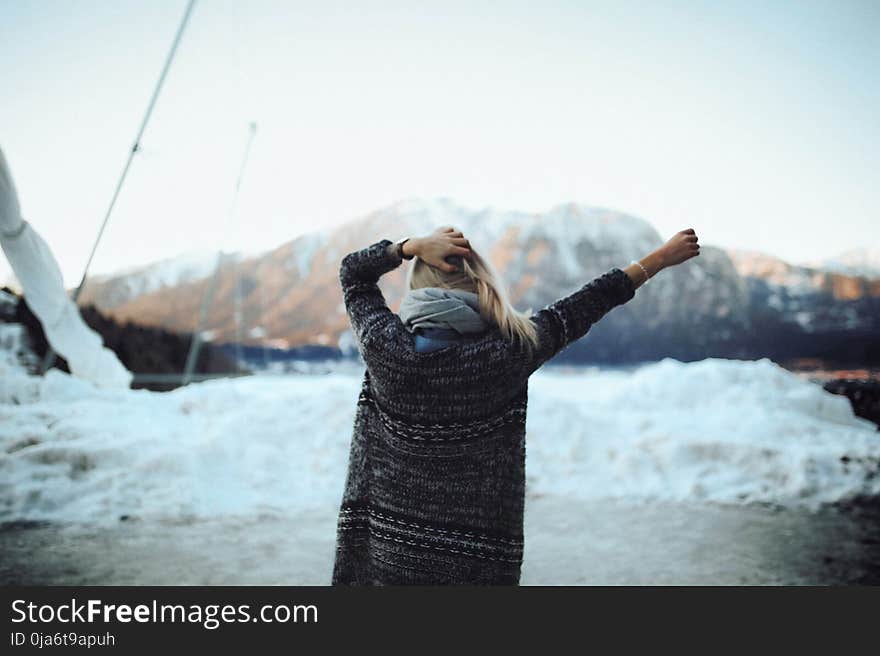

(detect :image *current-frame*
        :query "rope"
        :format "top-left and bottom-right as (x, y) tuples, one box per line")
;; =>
(182, 122), (258, 385)
(40, 0), (198, 375)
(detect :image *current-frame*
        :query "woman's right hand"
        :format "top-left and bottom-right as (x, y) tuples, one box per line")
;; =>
(658, 228), (700, 267)
(406, 226), (472, 273)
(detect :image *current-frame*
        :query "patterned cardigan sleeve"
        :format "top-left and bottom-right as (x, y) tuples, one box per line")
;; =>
(339, 239), (403, 353)
(523, 267), (636, 376)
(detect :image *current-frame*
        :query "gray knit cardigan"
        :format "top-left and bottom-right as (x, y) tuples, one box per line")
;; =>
(332, 239), (637, 585)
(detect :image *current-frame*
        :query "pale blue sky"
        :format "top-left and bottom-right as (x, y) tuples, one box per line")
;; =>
(1, 0), (877, 285)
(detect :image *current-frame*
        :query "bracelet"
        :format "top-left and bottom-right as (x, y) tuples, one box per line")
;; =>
(630, 259), (650, 284)
(393, 238), (414, 261)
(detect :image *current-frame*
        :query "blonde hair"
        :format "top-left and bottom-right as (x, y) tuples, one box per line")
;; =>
(405, 244), (539, 354)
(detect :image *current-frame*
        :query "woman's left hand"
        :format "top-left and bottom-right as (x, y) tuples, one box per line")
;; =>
(405, 227), (471, 272)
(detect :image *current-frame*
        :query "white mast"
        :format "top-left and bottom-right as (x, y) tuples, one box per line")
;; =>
(0, 149), (132, 388)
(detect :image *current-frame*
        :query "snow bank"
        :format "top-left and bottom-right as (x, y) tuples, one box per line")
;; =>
(0, 355), (877, 524)
(526, 358), (879, 505)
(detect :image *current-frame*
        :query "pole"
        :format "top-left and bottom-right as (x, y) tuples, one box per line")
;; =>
(40, 0), (198, 375)
(182, 122), (258, 385)
(258, 257), (271, 371)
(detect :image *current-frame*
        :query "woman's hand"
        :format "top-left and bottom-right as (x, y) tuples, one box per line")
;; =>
(404, 226), (472, 273)
(624, 228), (700, 288)
(657, 228), (700, 267)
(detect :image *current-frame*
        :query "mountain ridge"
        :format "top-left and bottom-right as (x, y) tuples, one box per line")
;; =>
(46, 197), (880, 364)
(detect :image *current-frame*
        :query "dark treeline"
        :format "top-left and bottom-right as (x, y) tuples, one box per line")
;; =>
(4, 287), (245, 392)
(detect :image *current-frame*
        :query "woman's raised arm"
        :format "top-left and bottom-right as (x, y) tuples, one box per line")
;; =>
(339, 228), (472, 353)
(522, 228), (700, 375)
(339, 239), (406, 351)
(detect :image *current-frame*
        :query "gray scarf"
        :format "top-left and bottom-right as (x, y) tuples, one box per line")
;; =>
(398, 287), (489, 334)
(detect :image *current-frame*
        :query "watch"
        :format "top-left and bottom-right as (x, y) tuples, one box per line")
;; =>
(393, 237), (414, 260)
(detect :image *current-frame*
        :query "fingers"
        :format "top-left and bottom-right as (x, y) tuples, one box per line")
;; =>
(681, 227), (701, 260)
(681, 231), (699, 256)
(432, 227), (468, 241)
(437, 226), (466, 238)
(428, 228), (473, 263)
(442, 234), (471, 255)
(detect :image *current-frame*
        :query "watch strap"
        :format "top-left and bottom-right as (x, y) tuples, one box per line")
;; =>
(394, 237), (414, 260)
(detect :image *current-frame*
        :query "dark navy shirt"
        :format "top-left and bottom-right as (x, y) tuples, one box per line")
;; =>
(412, 327), (479, 353)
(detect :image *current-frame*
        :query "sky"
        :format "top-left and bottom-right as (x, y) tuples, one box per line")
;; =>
(1, 0), (878, 285)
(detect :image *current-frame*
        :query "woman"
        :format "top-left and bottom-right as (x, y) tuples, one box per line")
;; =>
(332, 225), (700, 584)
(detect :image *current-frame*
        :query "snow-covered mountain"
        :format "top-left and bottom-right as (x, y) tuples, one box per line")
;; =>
(57, 197), (879, 364)
(800, 247), (880, 279)
(71, 198), (750, 357)
(77, 250), (224, 310)
(726, 247), (880, 333)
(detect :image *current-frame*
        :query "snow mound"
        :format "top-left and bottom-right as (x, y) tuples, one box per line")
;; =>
(0, 356), (877, 524)
(526, 358), (878, 506)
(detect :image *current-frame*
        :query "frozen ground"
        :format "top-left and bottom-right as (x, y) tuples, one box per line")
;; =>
(1, 322), (879, 584)
(2, 496), (878, 585)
